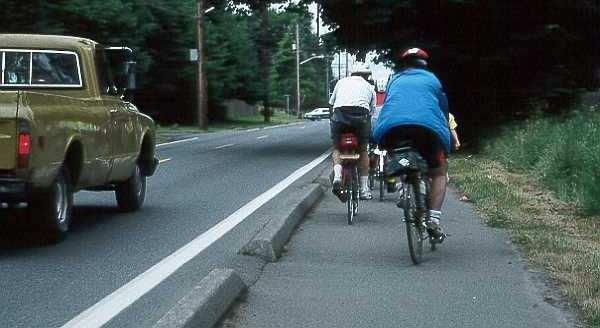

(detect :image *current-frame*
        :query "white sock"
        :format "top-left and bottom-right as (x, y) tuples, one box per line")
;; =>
(333, 165), (342, 181)
(429, 210), (442, 224)
(360, 176), (369, 191)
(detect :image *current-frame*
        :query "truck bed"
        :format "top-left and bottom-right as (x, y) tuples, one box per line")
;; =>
(0, 91), (19, 170)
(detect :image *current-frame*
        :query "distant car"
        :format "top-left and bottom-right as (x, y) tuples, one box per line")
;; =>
(304, 107), (330, 120)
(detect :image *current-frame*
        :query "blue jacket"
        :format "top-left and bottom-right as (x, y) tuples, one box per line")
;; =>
(373, 69), (451, 153)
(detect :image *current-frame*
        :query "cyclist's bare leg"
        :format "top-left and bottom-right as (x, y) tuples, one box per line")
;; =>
(359, 149), (373, 199)
(359, 150), (369, 177)
(426, 160), (448, 241)
(427, 160), (448, 210)
(332, 147), (342, 166)
(331, 147), (343, 196)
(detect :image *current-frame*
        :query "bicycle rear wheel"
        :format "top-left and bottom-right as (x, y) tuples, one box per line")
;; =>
(368, 166), (375, 191)
(403, 183), (424, 264)
(352, 166), (359, 216)
(346, 167), (354, 225)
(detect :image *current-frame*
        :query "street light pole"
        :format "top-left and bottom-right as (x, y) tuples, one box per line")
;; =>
(345, 52), (349, 77)
(296, 23), (301, 118)
(325, 56), (329, 101)
(196, 0), (208, 130)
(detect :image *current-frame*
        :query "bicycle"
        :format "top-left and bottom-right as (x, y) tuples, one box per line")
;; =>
(385, 143), (438, 264)
(375, 147), (387, 201)
(338, 133), (360, 225)
(368, 144), (387, 201)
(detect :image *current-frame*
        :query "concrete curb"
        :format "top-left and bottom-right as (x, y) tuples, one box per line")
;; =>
(154, 269), (246, 328)
(241, 183), (324, 262)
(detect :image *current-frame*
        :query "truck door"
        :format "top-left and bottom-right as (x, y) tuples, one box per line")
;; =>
(96, 49), (137, 181)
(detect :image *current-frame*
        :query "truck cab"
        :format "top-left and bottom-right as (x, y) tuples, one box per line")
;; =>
(0, 34), (157, 241)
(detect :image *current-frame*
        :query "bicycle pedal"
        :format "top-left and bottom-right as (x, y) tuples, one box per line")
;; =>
(430, 233), (447, 244)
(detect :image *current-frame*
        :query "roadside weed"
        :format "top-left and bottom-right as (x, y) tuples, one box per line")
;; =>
(485, 110), (600, 215)
(451, 155), (600, 326)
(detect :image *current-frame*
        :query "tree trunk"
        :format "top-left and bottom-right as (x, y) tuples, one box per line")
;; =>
(257, 1), (272, 123)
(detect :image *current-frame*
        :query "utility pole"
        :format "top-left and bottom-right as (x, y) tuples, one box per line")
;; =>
(325, 56), (329, 101)
(345, 52), (349, 77)
(316, 4), (329, 104)
(196, 0), (208, 130)
(338, 51), (341, 81)
(316, 4), (320, 41)
(295, 23), (301, 118)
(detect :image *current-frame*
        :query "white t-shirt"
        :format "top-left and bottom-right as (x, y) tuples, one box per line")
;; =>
(329, 76), (376, 114)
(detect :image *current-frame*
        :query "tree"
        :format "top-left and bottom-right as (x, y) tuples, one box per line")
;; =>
(229, 0), (290, 122)
(314, 0), (600, 137)
(1, 0), (318, 125)
(270, 5), (326, 112)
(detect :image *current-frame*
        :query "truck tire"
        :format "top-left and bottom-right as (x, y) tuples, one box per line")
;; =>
(115, 163), (146, 212)
(33, 167), (73, 242)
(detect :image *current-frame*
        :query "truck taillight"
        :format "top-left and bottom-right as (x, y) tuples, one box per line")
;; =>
(18, 133), (31, 168)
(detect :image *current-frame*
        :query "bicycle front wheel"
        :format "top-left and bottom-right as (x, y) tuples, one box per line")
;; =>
(403, 183), (423, 264)
(379, 157), (385, 202)
(379, 174), (385, 201)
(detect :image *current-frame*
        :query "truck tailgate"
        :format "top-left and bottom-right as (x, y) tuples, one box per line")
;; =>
(0, 91), (19, 170)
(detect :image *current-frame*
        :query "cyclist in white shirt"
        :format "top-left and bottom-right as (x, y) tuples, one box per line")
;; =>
(329, 63), (377, 200)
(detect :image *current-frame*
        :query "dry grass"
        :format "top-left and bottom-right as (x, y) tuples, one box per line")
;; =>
(450, 154), (600, 327)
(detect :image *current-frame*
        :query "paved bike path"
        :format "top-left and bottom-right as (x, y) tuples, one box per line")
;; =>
(221, 185), (575, 328)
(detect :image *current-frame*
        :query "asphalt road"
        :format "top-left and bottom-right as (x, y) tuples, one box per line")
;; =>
(222, 177), (576, 327)
(0, 120), (331, 328)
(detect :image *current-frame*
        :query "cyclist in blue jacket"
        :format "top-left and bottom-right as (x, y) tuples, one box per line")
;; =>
(373, 48), (450, 242)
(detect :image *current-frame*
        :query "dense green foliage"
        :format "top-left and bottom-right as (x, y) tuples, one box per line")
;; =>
(314, 0), (600, 138)
(1, 0), (328, 123)
(487, 109), (600, 215)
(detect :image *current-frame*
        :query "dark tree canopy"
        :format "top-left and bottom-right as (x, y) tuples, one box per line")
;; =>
(1, 0), (326, 123)
(315, 0), (600, 138)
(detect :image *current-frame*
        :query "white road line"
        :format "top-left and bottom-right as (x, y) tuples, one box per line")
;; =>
(257, 135), (269, 140)
(61, 149), (331, 328)
(262, 122), (302, 130)
(214, 143), (235, 149)
(246, 128), (260, 132)
(299, 126), (306, 129)
(156, 137), (198, 148)
(158, 158), (172, 164)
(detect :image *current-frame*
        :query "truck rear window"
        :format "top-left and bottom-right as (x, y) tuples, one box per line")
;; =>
(1, 50), (83, 88)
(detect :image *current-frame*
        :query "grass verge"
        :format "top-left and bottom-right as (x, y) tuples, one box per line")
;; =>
(156, 111), (301, 144)
(489, 109), (600, 215)
(450, 154), (600, 327)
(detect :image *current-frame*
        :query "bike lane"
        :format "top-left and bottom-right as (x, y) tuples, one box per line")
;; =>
(219, 183), (576, 328)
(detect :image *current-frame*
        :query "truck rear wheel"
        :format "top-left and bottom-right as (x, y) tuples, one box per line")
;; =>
(115, 163), (146, 212)
(33, 167), (73, 242)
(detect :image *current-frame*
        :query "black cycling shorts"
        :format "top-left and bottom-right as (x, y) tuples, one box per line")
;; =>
(380, 125), (447, 169)
(330, 106), (370, 151)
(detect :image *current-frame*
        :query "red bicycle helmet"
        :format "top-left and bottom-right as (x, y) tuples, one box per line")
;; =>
(401, 48), (430, 60)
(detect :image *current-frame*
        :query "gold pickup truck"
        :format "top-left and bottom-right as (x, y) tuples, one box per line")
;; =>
(0, 34), (158, 240)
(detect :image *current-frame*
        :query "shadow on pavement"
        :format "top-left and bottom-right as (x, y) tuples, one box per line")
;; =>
(0, 205), (124, 250)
